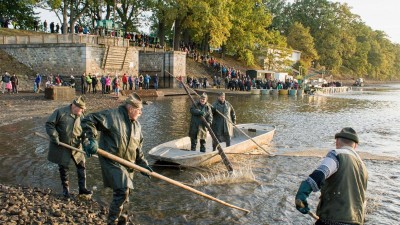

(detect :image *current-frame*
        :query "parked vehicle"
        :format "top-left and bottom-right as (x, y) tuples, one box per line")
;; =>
(353, 78), (364, 87)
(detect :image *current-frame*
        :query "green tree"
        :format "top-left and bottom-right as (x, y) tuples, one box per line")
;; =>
(0, 0), (38, 29)
(149, 0), (176, 48)
(185, 0), (232, 54)
(42, 0), (91, 34)
(287, 22), (318, 70)
(224, 0), (278, 66)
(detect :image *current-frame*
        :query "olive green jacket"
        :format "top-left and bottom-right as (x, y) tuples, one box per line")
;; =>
(46, 105), (85, 167)
(211, 100), (236, 137)
(189, 101), (213, 140)
(82, 105), (148, 190)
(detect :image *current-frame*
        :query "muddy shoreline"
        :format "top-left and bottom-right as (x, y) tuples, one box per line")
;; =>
(0, 184), (109, 224)
(0, 92), (127, 224)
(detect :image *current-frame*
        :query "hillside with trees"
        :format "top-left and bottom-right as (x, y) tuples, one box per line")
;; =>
(1, 0), (399, 80)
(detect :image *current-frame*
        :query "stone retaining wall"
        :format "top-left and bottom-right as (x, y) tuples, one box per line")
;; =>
(139, 51), (186, 88)
(0, 43), (186, 91)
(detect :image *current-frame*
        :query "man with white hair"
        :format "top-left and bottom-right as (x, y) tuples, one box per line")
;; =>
(82, 93), (152, 225)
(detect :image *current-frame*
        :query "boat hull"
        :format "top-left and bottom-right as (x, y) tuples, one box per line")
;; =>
(148, 123), (275, 167)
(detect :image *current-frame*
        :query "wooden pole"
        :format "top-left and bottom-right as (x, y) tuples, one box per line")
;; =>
(295, 199), (319, 220)
(35, 132), (98, 158)
(213, 109), (274, 156)
(169, 71), (274, 156)
(34, 132), (250, 213)
(179, 77), (234, 172)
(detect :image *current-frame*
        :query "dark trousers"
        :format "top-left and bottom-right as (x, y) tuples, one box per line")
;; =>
(92, 84), (97, 93)
(212, 135), (231, 151)
(58, 159), (87, 194)
(108, 188), (129, 224)
(315, 220), (357, 225)
(190, 138), (206, 152)
(12, 83), (17, 93)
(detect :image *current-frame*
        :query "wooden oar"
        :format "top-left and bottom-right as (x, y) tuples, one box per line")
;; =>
(34, 132), (249, 213)
(179, 78), (234, 172)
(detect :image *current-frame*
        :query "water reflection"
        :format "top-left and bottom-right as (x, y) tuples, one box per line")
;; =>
(0, 84), (400, 224)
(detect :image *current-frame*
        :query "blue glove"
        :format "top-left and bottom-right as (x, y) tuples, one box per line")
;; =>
(199, 110), (205, 116)
(83, 139), (98, 157)
(295, 180), (313, 214)
(139, 164), (153, 179)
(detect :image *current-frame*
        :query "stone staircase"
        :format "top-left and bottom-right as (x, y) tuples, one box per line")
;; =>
(102, 46), (134, 71)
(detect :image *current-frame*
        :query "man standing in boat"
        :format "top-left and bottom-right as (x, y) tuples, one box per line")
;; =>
(81, 93), (153, 225)
(189, 92), (213, 152)
(211, 92), (236, 151)
(295, 127), (368, 225)
(45, 96), (92, 198)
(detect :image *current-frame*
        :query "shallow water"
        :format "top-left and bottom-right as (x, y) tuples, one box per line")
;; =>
(1, 84), (400, 224)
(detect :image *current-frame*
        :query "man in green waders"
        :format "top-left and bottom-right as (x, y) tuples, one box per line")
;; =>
(189, 92), (213, 152)
(295, 127), (368, 225)
(211, 92), (236, 151)
(46, 96), (92, 198)
(81, 93), (152, 225)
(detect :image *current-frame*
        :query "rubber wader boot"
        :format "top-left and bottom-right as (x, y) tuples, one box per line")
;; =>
(200, 139), (206, 153)
(190, 138), (197, 151)
(117, 214), (128, 225)
(108, 188), (129, 225)
(77, 166), (92, 195)
(225, 136), (231, 147)
(59, 165), (70, 198)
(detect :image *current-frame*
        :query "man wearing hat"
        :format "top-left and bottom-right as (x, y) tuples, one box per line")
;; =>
(81, 93), (152, 225)
(189, 92), (213, 152)
(45, 96), (92, 198)
(295, 127), (368, 225)
(211, 92), (236, 151)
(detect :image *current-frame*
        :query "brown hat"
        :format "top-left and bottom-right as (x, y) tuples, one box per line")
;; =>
(335, 127), (359, 143)
(125, 93), (143, 108)
(200, 92), (208, 99)
(73, 96), (86, 109)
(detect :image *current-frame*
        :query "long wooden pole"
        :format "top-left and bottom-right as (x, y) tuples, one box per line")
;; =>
(295, 199), (319, 220)
(35, 132), (249, 213)
(179, 77), (234, 172)
(35, 132), (98, 158)
(172, 73), (274, 156)
(213, 109), (274, 156)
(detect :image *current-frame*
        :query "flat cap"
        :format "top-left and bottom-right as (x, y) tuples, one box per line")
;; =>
(200, 92), (208, 99)
(73, 96), (86, 109)
(125, 93), (143, 108)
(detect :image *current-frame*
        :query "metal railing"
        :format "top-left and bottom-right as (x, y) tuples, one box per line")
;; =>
(0, 34), (130, 47)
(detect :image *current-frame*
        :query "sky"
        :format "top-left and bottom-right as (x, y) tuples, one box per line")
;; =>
(35, 0), (400, 43)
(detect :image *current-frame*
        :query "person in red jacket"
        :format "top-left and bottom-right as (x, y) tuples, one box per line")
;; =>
(122, 73), (128, 90)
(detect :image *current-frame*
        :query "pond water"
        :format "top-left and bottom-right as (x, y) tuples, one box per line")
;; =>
(1, 84), (399, 224)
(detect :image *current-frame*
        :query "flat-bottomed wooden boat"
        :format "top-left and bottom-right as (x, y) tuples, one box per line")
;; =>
(148, 123), (275, 167)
